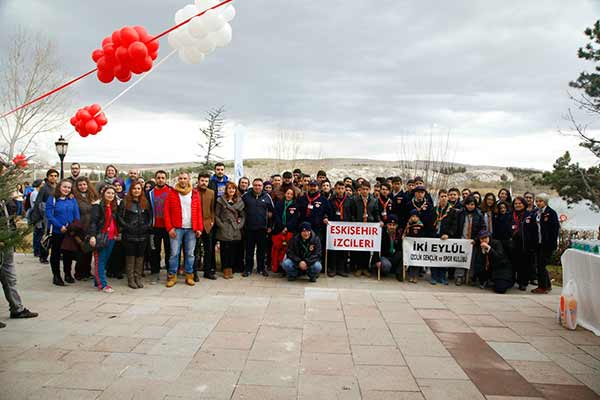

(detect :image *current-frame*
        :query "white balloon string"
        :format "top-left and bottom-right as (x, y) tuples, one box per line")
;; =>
(66, 48), (177, 140)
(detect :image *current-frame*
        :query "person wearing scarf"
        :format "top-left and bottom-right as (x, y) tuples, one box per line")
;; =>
(271, 188), (299, 273)
(432, 189), (452, 285)
(282, 222), (322, 282)
(510, 196), (530, 291)
(473, 230), (513, 293)
(89, 186), (118, 293)
(297, 180), (331, 240)
(327, 181), (354, 277)
(163, 172), (204, 288)
(450, 196), (485, 286)
(403, 210), (425, 283)
(112, 178), (126, 200)
(372, 214), (403, 281)
(377, 183), (393, 223)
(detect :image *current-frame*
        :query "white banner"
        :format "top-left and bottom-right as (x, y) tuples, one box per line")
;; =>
(326, 221), (381, 252)
(402, 237), (473, 269)
(234, 128), (244, 182)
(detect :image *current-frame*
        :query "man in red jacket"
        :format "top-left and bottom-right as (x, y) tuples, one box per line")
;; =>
(164, 172), (204, 287)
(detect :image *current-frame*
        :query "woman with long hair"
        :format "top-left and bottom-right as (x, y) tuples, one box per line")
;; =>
(480, 193), (497, 235)
(106, 178), (125, 279)
(271, 187), (299, 273)
(96, 164), (118, 193)
(497, 188), (512, 207)
(117, 182), (152, 289)
(511, 197), (530, 291)
(45, 179), (80, 286)
(89, 186), (119, 293)
(13, 183), (24, 216)
(215, 182), (245, 279)
(72, 177), (99, 280)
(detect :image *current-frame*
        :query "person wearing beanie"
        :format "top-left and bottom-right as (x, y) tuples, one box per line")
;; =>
(406, 185), (435, 237)
(472, 230), (513, 294)
(282, 222), (322, 282)
(403, 210), (424, 283)
(372, 214), (403, 281)
(524, 193), (558, 294)
(275, 171), (301, 201)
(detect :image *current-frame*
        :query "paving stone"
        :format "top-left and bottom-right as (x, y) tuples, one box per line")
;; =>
(525, 336), (586, 355)
(357, 365), (419, 391)
(202, 332), (256, 350)
(418, 378), (486, 400)
(300, 352), (354, 376)
(405, 356), (469, 380)
(302, 333), (351, 354)
(239, 360), (298, 387)
(474, 327), (526, 343)
(488, 342), (549, 362)
(231, 384), (297, 400)
(352, 345), (406, 366)
(298, 374), (361, 400)
(348, 326), (396, 346)
(508, 360), (583, 385)
(190, 348), (249, 371)
(26, 387), (103, 400)
(93, 336), (142, 352)
(362, 391), (425, 400)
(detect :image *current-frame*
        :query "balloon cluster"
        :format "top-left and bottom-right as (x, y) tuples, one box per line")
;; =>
(12, 154), (28, 169)
(92, 26), (160, 83)
(168, 0), (235, 64)
(70, 104), (108, 137)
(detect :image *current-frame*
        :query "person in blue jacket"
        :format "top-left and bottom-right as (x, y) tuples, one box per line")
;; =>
(242, 178), (274, 277)
(46, 179), (80, 286)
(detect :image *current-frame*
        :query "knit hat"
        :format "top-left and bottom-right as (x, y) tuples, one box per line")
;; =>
(308, 180), (319, 187)
(386, 214), (399, 224)
(478, 230), (491, 239)
(300, 222), (312, 232)
(414, 185), (426, 192)
(409, 209), (419, 216)
(264, 181), (273, 188)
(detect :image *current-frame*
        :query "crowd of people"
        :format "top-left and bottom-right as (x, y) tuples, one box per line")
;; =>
(16, 161), (560, 295)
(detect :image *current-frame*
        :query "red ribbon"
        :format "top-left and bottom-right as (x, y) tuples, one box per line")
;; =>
(0, 0), (235, 119)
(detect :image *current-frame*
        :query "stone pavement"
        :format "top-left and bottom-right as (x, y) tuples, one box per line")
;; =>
(1, 254), (599, 400)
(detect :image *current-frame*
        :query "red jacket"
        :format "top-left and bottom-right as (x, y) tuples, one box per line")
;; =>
(164, 188), (204, 233)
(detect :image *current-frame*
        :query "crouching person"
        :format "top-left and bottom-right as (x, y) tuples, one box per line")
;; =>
(474, 231), (513, 294)
(372, 214), (403, 281)
(282, 222), (322, 282)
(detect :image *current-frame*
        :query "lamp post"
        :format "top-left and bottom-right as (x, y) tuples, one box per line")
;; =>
(55, 135), (69, 179)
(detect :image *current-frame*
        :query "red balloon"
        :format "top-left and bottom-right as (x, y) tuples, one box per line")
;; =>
(133, 26), (147, 38)
(114, 63), (131, 80)
(116, 71), (132, 83)
(75, 120), (85, 132)
(69, 116), (78, 126)
(140, 56), (153, 72)
(97, 113), (108, 126)
(85, 120), (99, 134)
(146, 39), (159, 53)
(92, 49), (104, 63)
(97, 69), (114, 83)
(76, 109), (92, 121)
(115, 46), (130, 65)
(111, 30), (122, 47)
(120, 27), (139, 46)
(89, 104), (101, 116)
(79, 130), (89, 138)
(128, 41), (148, 61)
(102, 43), (115, 58)
(101, 37), (112, 47)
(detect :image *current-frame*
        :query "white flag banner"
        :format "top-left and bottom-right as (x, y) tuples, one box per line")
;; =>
(402, 237), (473, 269)
(234, 128), (244, 182)
(326, 221), (381, 252)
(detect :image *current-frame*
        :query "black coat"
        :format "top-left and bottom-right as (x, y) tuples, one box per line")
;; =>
(406, 199), (435, 236)
(297, 192), (332, 233)
(89, 202), (118, 237)
(377, 196), (394, 223)
(286, 231), (322, 265)
(473, 239), (513, 283)
(242, 190), (274, 231)
(117, 199), (152, 242)
(272, 199), (300, 234)
(493, 212), (513, 241)
(524, 206), (560, 251)
(329, 194), (354, 222)
(446, 208), (486, 240)
(351, 194), (380, 223)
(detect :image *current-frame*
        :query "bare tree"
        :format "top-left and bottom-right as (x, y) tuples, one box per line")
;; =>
(198, 106), (225, 167)
(0, 29), (69, 160)
(271, 128), (305, 171)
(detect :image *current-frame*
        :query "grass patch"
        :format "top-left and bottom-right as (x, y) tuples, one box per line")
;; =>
(548, 264), (562, 287)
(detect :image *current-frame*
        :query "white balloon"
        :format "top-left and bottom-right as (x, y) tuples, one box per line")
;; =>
(203, 9), (225, 32)
(184, 48), (205, 64)
(188, 16), (209, 39)
(195, 0), (218, 9)
(221, 5), (236, 22)
(182, 4), (199, 20)
(178, 30), (196, 46)
(168, 31), (183, 49)
(196, 34), (217, 54)
(175, 8), (186, 24)
(213, 23), (232, 48)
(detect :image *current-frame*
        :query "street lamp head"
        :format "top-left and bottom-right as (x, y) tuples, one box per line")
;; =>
(55, 135), (68, 160)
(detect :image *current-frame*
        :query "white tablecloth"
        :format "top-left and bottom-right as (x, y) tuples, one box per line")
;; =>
(561, 249), (600, 336)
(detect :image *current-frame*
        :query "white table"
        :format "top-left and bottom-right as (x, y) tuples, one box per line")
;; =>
(561, 249), (600, 336)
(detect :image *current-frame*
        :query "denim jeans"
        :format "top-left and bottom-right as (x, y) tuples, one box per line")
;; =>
(94, 240), (115, 289)
(0, 249), (24, 313)
(282, 258), (322, 279)
(168, 228), (197, 275)
(431, 268), (447, 283)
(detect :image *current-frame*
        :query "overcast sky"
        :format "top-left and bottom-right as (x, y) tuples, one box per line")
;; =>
(1, 0), (599, 169)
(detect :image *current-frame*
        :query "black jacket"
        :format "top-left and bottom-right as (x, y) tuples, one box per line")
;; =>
(286, 231), (322, 265)
(493, 212), (513, 241)
(445, 208), (486, 240)
(473, 239), (513, 283)
(524, 206), (559, 251)
(89, 202), (118, 237)
(297, 192), (332, 233)
(374, 228), (402, 261)
(242, 190), (274, 231)
(117, 199), (152, 242)
(406, 199), (435, 236)
(329, 194), (354, 222)
(376, 196), (394, 223)
(272, 199), (300, 234)
(351, 194), (379, 223)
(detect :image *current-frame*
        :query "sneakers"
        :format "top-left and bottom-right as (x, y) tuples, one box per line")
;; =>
(430, 280), (437, 285)
(10, 308), (39, 319)
(39, 258), (49, 264)
(204, 274), (217, 280)
(102, 286), (114, 293)
(287, 276), (297, 282)
(455, 277), (464, 286)
(309, 276), (317, 283)
(242, 272), (250, 278)
(353, 270), (362, 277)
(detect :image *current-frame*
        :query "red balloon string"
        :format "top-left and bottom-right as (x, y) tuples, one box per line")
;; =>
(0, 68), (97, 119)
(0, 0), (235, 119)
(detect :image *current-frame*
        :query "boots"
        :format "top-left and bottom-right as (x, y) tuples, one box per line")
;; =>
(166, 274), (177, 288)
(126, 256), (137, 289)
(185, 273), (196, 286)
(223, 268), (233, 279)
(134, 257), (144, 288)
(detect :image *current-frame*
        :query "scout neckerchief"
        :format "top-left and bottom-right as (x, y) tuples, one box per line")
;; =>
(379, 196), (391, 220)
(512, 210), (525, 235)
(434, 203), (450, 229)
(305, 191), (320, 217)
(361, 195), (369, 222)
(300, 236), (311, 259)
(282, 200), (293, 226)
(333, 194), (347, 220)
(412, 198), (427, 213)
(388, 229), (397, 253)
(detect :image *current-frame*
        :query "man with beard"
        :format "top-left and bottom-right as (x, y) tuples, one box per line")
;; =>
(149, 170), (171, 279)
(195, 173), (216, 281)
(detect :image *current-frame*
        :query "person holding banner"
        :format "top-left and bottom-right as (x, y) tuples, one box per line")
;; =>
(372, 214), (403, 281)
(297, 180), (331, 263)
(351, 180), (379, 277)
(282, 222), (322, 282)
(328, 181), (354, 277)
(473, 231), (513, 293)
(271, 188), (299, 273)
